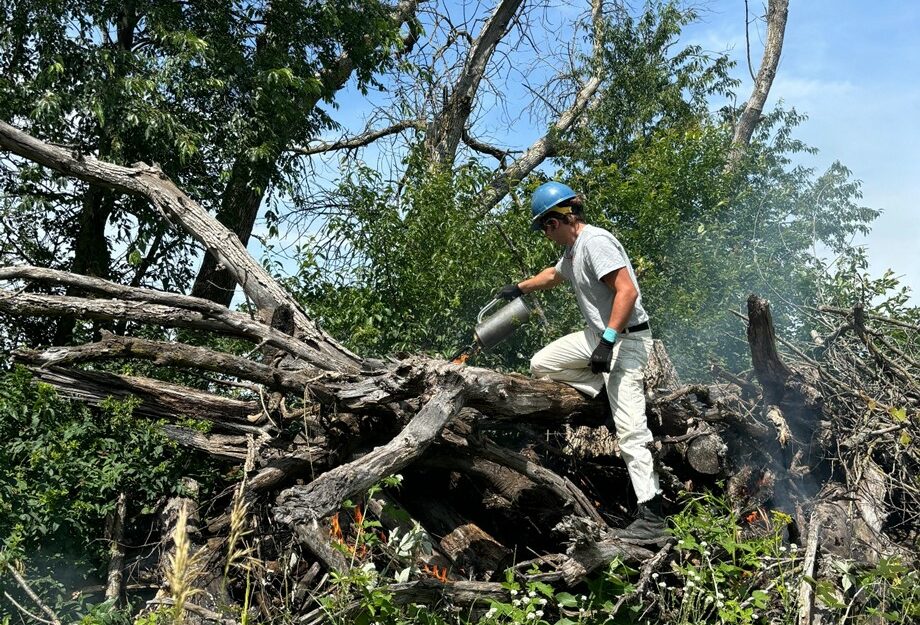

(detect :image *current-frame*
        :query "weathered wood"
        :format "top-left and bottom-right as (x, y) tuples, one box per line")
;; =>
(797, 512), (820, 625)
(472, 440), (607, 527)
(25, 366), (265, 432)
(0, 122), (359, 371)
(275, 382), (466, 570)
(161, 426), (251, 461)
(0, 275), (335, 370)
(747, 294), (793, 403)
(685, 432), (726, 475)
(104, 492), (128, 606)
(556, 536), (656, 585)
(16, 332), (328, 397)
(415, 498), (511, 580)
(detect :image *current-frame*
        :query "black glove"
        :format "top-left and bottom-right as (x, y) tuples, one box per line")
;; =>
(497, 284), (523, 300)
(590, 337), (615, 374)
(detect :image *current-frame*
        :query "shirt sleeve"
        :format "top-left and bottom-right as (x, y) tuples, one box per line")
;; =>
(554, 256), (569, 281)
(584, 234), (625, 282)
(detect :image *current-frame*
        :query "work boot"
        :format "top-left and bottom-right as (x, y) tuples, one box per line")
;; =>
(612, 494), (668, 544)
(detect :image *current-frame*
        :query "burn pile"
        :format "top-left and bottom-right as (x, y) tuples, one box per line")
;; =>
(0, 123), (917, 622)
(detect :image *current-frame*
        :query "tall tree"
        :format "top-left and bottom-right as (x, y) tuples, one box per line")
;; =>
(0, 0), (415, 327)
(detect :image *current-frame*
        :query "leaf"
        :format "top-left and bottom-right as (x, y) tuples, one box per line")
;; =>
(889, 406), (908, 422)
(554, 592), (578, 608)
(394, 567), (411, 583)
(899, 431), (911, 446)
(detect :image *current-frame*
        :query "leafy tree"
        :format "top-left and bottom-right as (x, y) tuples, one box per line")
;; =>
(284, 3), (880, 380)
(0, 0), (408, 347)
(550, 6), (875, 375)
(288, 159), (564, 364)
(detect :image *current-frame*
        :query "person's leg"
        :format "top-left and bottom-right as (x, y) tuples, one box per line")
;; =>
(605, 332), (659, 503)
(530, 329), (604, 397)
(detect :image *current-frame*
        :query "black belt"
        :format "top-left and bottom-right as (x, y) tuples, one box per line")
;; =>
(623, 321), (650, 334)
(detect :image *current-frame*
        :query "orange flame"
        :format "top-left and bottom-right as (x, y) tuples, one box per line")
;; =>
(452, 352), (470, 365)
(329, 513), (343, 541)
(422, 564), (449, 582)
(745, 510), (760, 524)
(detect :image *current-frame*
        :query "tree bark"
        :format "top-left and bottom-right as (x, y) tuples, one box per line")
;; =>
(726, 0), (789, 170)
(104, 492), (128, 606)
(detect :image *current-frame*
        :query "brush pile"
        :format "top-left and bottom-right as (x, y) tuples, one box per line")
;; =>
(1, 122), (918, 623)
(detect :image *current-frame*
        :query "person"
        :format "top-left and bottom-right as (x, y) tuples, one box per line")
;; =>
(497, 181), (665, 542)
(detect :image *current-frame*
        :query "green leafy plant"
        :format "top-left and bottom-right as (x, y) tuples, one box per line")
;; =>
(0, 366), (220, 623)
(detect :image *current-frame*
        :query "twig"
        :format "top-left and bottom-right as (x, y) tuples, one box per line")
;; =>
(852, 305), (917, 389)
(796, 514), (821, 625)
(4, 563), (63, 625)
(147, 597), (234, 624)
(3, 591), (57, 625)
(610, 542), (672, 617)
(818, 305), (920, 332)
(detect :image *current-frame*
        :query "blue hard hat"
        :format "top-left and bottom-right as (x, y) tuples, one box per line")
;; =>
(530, 181), (577, 230)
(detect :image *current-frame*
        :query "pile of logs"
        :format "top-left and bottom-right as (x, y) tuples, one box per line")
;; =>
(1, 121), (917, 623)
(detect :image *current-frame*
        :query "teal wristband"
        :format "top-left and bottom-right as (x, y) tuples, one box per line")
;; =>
(602, 327), (618, 343)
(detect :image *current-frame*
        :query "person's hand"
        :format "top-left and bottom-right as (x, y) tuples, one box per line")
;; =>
(497, 284), (523, 300)
(590, 331), (617, 373)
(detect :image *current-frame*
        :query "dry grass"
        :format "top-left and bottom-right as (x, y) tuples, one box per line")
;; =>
(164, 503), (205, 625)
(224, 478), (254, 580)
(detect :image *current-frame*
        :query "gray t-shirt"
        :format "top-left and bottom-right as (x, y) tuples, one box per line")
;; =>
(554, 224), (649, 334)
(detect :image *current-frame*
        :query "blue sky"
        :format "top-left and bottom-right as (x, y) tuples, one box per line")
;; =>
(681, 1), (920, 302)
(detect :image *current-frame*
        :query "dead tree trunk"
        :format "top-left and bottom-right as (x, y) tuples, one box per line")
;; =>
(726, 0), (789, 170)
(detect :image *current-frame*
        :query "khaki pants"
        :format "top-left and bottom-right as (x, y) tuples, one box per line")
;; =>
(530, 328), (660, 503)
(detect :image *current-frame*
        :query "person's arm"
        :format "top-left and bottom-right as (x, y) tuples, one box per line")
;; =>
(519, 267), (563, 293)
(600, 268), (638, 332)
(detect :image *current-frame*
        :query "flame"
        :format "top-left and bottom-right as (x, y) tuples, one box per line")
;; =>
(745, 510), (760, 524)
(452, 352), (470, 365)
(329, 511), (367, 558)
(329, 513), (343, 541)
(422, 564), (449, 582)
(354, 504), (364, 526)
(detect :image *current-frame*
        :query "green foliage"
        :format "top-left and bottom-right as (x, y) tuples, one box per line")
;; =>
(0, 0), (406, 347)
(281, 1), (880, 380)
(555, 3), (880, 376)
(289, 160), (581, 368)
(0, 366), (218, 621)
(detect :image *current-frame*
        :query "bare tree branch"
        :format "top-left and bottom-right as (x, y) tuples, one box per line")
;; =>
(4, 563), (63, 625)
(0, 284), (333, 370)
(475, 74), (602, 216)
(727, 0), (789, 170)
(291, 120), (427, 156)
(461, 129), (516, 162)
(424, 0), (526, 164)
(14, 332), (327, 396)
